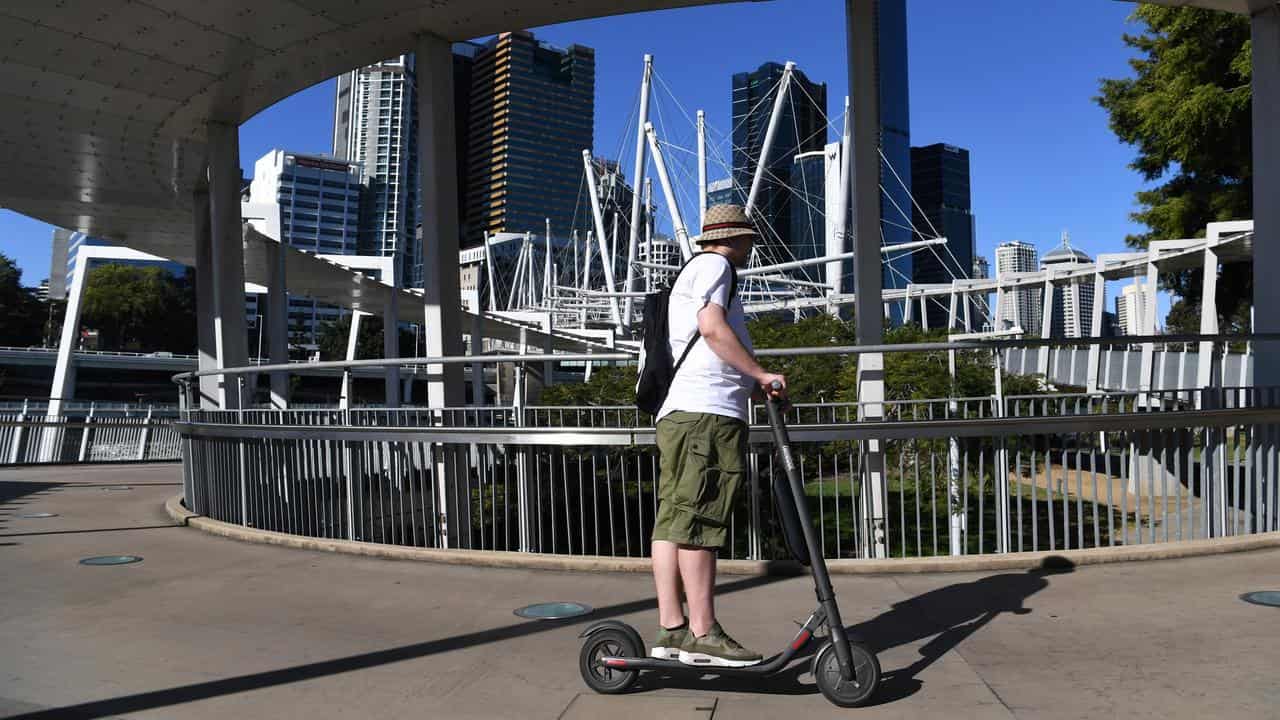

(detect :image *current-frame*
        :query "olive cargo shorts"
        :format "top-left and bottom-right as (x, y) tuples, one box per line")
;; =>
(652, 411), (748, 550)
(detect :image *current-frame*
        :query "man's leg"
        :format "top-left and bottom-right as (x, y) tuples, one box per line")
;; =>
(678, 546), (717, 636)
(652, 539), (685, 629)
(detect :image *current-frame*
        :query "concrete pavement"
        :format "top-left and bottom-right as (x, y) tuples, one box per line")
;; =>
(1, 464), (1277, 719)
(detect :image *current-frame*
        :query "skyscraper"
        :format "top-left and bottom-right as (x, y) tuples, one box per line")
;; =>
(995, 241), (1040, 334)
(789, 149), (831, 265)
(247, 149), (364, 344)
(876, 0), (914, 316)
(1115, 280), (1154, 336)
(731, 61), (827, 258)
(463, 31), (594, 248)
(332, 56), (419, 287)
(1040, 234), (1094, 338)
(910, 143), (976, 329)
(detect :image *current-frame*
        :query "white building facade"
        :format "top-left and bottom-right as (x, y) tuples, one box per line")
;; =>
(1039, 236), (1095, 339)
(995, 240), (1041, 334)
(1115, 280), (1154, 336)
(248, 150), (365, 344)
(332, 55), (420, 288)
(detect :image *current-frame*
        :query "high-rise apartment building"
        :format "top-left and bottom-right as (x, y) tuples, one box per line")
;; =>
(995, 241), (1041, 334)
(247, 149), (365, 343)
(731, 61), (827, 259)
(332, 55), (419, 286)
(1115, 280), (1154, 336)
(462, 31), (594, 247)
(910, 143), (976, 329)
(1039, 235), (1094, 338)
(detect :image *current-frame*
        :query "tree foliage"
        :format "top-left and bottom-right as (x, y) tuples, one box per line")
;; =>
(1097, 6), (1253, 332)
(316, 313), (414, 361)
(80, 264), (197, 352)
(541, 315), (1047, 407)
(0, 253), (52, 347)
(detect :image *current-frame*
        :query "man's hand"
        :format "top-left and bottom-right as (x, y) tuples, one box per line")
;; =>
(756, 372), (787, 400)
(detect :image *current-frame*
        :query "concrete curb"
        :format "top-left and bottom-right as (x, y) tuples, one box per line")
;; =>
(166, 495), (1280, 575)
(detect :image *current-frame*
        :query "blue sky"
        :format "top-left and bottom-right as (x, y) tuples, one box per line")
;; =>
(0, 0), (1163, 312)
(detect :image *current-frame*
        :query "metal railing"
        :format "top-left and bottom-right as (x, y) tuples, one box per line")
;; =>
(0, 405), (181, 465)
(171, 333), (1280, 562)
(177, 390), (1280, 560)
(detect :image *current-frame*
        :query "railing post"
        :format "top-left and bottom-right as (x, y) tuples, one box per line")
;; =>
(992, 349), (1011, 553)
(9, 400), (28, 465)
(236, 377), (248, 526)
(344, 406), (356, 542)
(78, 402), (95, 463)
(136, 406), (153, 461)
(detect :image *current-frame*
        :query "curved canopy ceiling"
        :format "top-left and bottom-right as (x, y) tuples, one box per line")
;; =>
(0, 0), (1257, 266)
(0, 0), (734, 263)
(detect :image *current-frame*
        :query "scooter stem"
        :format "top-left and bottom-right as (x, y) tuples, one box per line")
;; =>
(765, 388), (857, 682)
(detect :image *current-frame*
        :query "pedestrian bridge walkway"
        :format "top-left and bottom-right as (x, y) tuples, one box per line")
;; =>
(1, 464), (1276, 719)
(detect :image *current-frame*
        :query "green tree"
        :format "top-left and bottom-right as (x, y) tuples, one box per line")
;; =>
(316, 313), (414, 361)
(1097, 6), (1253, 332)
(80, 264), (197, 352)
(0, 253), (48, 346)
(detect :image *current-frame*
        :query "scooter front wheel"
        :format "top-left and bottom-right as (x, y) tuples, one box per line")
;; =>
(813, 639), (880, 707)
(579, 628), (640, 694)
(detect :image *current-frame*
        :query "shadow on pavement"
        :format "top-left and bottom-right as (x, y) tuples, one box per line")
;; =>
(856, 556), (1075, 705)
(3, 573), (786, 720)
(0, 481), (64, 504)
(630, 556), (1074, 705)
(0, 524), (179, 539)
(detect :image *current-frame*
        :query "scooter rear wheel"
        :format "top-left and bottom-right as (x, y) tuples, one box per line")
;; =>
(579, 628), (640, 694)
(813, 639), (880, 707)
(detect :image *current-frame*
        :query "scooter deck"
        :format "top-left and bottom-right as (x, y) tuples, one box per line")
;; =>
(599, 651), (794, 676)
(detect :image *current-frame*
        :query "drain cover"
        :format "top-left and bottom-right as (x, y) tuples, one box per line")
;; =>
(1241, 591), (1280, 608)
(19, 512), (57, 518)
(79, 555), (143, 566)
(514, 602), (593, 620)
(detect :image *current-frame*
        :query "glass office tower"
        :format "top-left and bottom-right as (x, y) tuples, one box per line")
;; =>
(910, 143), (976, 329)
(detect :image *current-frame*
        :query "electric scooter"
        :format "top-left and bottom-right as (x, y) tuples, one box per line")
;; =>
(577, 383), (881, 707)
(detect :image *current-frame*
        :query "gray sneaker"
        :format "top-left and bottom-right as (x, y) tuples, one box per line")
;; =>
(677, 622), (763, 667)
(651, 622), (690, 660)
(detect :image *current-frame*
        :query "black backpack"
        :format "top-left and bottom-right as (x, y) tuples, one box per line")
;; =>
(635, 253), (739, 416)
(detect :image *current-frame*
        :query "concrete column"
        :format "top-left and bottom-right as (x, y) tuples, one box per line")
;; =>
(417, 33), (465, 409)
(207, 122), (249, 410)
(339, 311), (364, 411)
(1197, 245), (1220, 407)
(1138, 254), (1159, 401)
(469, 312), (485, 407)
(193, 189), (220, 409)
(1087, 263), (1106, 393)
(1254, 5), (1280, 391)
(40, 237), (89, 460)
(383, 264), (401, 408)
(265, 241), (289, 408)
(1235, 11), (1280, 410)
(47, 241), (87, 418)
(848, 0), (887, 558)
(1037, 275), (1054, 377)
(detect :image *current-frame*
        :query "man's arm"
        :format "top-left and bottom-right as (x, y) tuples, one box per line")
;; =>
(697, 302), (786, 396)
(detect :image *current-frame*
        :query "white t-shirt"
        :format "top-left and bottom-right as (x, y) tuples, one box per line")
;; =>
(657, 253), (754, 423)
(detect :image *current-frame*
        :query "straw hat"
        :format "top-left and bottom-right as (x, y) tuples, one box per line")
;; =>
(697, 204), (759, 245)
